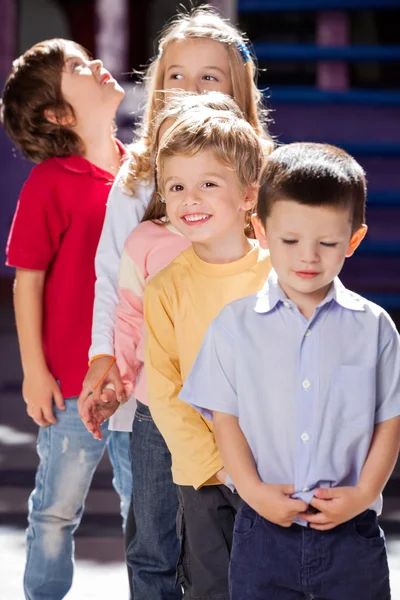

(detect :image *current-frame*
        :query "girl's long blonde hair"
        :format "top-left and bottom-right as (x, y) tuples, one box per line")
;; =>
(123, 5), (272, 196)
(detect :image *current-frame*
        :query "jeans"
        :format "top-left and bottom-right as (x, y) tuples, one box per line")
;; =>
(230, 503), (391, 600)
(127, 401), (182, 600)
(24, 398), (132, 600)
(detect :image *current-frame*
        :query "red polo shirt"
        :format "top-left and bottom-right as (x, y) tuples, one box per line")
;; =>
(6, 141), (126, 398)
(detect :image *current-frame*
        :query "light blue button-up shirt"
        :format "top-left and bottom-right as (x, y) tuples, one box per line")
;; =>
(180, 270), (400, 521)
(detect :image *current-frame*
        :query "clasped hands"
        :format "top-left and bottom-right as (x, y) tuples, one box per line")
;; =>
(245, 482), (372, 530)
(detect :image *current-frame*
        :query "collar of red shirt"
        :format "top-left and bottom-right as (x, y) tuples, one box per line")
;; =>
(53, 139), (127, 180)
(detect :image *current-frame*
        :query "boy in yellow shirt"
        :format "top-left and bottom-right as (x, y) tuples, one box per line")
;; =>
(144, 107), (272, 599)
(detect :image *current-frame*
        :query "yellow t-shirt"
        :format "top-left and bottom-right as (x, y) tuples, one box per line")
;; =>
(144, 243), (271, 489)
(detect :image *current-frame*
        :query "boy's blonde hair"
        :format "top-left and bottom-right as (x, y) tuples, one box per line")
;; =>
(124, 5), (272, 195)
(156, 109), (264, 196)
(141, 91), (245, 222)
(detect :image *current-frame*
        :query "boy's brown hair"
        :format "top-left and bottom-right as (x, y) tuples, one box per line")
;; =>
(1, 38), (88, 163)
(257, 143), (366, 231)
(156, 109), (264, 196)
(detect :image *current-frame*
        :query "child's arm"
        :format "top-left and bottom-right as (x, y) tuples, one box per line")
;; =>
(144, 280), (224, 490)
(213, 411), (308, 526)
(14, 268), (65, 426)
(81, 241), (146, 438)
(78, 163), (150, 409)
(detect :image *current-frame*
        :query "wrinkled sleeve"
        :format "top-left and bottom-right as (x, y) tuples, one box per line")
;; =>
(90, 162), (151, 358)
(144, 281), (224, 489)
(6, 166), (67, 270)
(375, 312), (400, 424)
(114, 242), (146, 397)
(180, 306), (239, 421)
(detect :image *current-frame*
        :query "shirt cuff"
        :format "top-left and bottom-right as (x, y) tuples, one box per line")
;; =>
(89, 342), (114, 360)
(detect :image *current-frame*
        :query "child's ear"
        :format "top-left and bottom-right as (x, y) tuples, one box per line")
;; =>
(241, 184), (258, 211)
(44, 107), (73, 127)
(346, 224), (368, 257)
(251, 213), (268, 249)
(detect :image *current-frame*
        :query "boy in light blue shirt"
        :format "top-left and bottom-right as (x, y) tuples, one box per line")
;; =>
(180, 142), (400, 600)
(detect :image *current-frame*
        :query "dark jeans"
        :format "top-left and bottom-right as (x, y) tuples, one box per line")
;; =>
(230, 503), (391, 600)
(127, 401), (182, 600)
(177, 483), (242, 600)
(125, 488), (136, 598)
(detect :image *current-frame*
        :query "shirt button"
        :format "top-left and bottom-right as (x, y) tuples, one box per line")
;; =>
(302, 486), (310, 492)
(283, 301), (291, 309)
(302, 379), (311, 390)
(301, 432), (310, 443)
(304, 329), (311, 337)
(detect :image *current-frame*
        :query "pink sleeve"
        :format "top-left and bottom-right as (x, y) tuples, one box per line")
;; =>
(115, 243), (147, 397)
(6, 163), (68, 270)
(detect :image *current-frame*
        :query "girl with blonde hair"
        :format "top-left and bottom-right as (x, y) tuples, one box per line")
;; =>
(78, 6), (273, 598)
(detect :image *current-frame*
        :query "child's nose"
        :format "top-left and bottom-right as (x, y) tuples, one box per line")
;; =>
(90, 59), (103, 73)
(183, 190), (201, 205)
(183, 79), (201, 94)
(300, 244), (319, 262)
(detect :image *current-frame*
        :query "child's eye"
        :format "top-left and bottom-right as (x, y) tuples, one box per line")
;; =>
(170, 73), (184, 80)
(70, 61), (83, 71)
(170, 184), (184, 192)
(202, 182), (217, 188)
(320, 242), (338, 247)
(203, 75), (217, 82)
(282, 239), (298, 245)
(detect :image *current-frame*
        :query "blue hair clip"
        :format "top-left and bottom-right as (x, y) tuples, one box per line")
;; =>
(236, 41), (251, 64)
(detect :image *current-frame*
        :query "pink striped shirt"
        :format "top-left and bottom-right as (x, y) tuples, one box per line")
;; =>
(115, 219), (190, 405)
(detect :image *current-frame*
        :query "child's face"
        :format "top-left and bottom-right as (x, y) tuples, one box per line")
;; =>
(60, 42), (125, 129)
(161, 149), (255, 248)
(254, 199), (367, 308)
(163, 38), (233, 96)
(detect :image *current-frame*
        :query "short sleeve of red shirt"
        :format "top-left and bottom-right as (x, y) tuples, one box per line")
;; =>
(6, 161), (69, 270)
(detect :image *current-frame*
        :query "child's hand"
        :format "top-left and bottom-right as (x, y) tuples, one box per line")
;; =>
(80, 386), (120, 440)
(77, 356), (126, 419)
(23, 369), (65, 427)
(300, 486), (371, 530)
(248, 482), (308, 527)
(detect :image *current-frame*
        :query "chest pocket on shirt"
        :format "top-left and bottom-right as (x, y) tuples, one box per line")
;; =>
(332, 366), (376, 427)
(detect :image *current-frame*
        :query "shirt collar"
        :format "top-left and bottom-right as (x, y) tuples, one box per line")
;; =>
(254, 269), (365, 314)
(53, 139), (127, 180)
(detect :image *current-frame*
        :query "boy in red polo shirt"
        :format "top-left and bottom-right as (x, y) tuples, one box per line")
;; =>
(1, 39), (131, 599)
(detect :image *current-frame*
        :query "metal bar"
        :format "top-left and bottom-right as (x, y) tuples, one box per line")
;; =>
(254, 43), (400, 61)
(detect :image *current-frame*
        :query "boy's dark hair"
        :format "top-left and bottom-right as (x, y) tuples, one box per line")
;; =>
(257, 143), (366, 231)
(1, 38), (88, 163)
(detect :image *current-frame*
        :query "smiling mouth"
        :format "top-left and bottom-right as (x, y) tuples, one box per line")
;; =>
(181, 213), (212, 225)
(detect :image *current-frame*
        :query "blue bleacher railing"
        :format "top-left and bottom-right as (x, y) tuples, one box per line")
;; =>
(253, 43), (400, 62)
(356, 241), (400, 256)
(239, 0), (400, 11)
(362, 293), (400, 309)
(367, 192), (400, 206)
(263, 87), (400, 106)
(238, 0), (400, 309)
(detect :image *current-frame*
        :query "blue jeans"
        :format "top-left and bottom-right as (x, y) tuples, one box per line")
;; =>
(127, 401), (182, 600)
(230, 503), (391, 600)
(24, 398), (132, 600)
